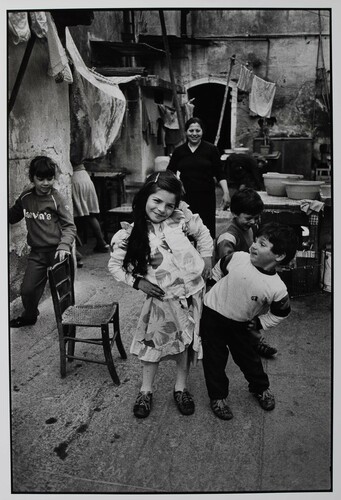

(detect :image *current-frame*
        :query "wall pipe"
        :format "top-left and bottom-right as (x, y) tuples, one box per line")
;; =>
(8, 33), (36, 116)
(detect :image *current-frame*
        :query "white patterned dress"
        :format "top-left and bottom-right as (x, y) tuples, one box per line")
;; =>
(108, 203), (213, 364)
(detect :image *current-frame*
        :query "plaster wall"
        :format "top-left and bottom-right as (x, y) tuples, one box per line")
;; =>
(8, 37), (72, 300)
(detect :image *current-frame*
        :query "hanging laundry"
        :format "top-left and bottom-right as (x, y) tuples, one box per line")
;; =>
(45, 12), (73, 83)
(237, 65), (254, 92)
(29, 12), (48, 38)
(8, 12), (31, 45)
(249, 75), (276, 118)
(66, 28), (127, 165)
(158, 104), (180, 129)
(184, 98), (195, 122)
(157, 118), (165, 146)
(142, 98), (152, 145)
(158, 104), (181, 153)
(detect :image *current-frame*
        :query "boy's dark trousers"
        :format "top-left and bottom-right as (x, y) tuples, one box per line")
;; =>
(20, 249), (57, 321)
(200, 305), (269, 400)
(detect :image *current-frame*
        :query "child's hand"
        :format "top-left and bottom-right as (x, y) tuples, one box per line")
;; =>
(55, 249), (68, 262)
(137, 278), (165, 300)
(202, 257), (212, 280)
(220, 191), (231, 210)
(247, 318), (259, 331)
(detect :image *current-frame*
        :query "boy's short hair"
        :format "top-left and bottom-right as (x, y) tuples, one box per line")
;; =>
(29, 156), (56, 182)
(256, 222), (298, 265)
(230, 188), (264, 216)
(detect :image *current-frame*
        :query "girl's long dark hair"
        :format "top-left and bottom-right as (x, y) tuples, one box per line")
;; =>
(123, 170), (184, 276)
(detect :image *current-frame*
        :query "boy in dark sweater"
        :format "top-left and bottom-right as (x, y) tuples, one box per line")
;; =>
(9, 156), (76, 327)
(201, 223), (297, 420)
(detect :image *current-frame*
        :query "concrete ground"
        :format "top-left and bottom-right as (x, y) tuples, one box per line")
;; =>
(8, 237), (333, 496)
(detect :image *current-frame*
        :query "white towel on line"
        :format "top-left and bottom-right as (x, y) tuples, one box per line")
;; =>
(249, 75), (276, 118)
(237, 65), (254, 92)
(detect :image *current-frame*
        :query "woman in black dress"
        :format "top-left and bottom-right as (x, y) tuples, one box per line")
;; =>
(167, 117), (230, 238)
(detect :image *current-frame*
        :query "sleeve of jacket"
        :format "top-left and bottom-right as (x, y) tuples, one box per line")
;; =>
(54, 193), (77, 252)
(216, 232), (237, 260)
(8, 195), (24, 224)
(258, 292), (291, 330)
(181, 202), (213, 257)
(108, 227), (136, 287)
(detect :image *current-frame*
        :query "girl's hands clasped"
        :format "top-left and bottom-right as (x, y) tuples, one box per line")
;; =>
(137, 278), (165, 300)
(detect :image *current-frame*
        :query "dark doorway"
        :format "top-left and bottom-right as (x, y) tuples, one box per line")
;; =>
(187, 83), (231, 153)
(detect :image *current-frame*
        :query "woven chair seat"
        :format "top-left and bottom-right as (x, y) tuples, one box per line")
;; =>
(62, 303), (117, 326)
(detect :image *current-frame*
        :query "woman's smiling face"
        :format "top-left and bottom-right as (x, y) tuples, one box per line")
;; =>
(186, 122), (203, 145)
(145, 188), (177, 223)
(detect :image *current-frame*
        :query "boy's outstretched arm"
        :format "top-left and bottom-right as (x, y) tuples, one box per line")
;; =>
(255, 294), (291, 330)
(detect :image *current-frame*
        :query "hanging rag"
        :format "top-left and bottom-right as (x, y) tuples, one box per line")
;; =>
(157, 117), (165, 146)
(29, 12), (48, 38)
(300, 199), (324, 215)
(237, 65), (254, 92)
(8, 12), (31, 44)
(45, 12), (73, 83)
(158, 104), (181, 147)
(142, 98), (152, 145)
(66, 28), (127, 165)
(184, 99), (195, 121)
(249, 75), (276, 118)
(158, 104), (180, 129)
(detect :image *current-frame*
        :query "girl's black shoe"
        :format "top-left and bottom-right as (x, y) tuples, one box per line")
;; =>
(133, 391), (153, 418)
(173, 389), (195, 415)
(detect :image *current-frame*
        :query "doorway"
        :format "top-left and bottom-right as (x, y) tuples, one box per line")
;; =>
(187, 82), (231, 153)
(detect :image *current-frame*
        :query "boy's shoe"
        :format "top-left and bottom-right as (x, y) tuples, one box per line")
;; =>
(210, 398), (234, 420)
(252, 389), (275, 411)
(253, 339), (278, 358)
(173, 389), (195, 415)
(10, 316), (37, 328)
(133, 391), (153, 418)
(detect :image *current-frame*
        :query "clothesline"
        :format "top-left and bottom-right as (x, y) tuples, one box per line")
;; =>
(235, 60), (276, 118)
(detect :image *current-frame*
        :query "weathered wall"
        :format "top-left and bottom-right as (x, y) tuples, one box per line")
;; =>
(8, 36), (72, 300)
(143, 9), (331, 157)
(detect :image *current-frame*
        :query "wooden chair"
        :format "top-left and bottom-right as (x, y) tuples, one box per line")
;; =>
(48, 256), (127, 385)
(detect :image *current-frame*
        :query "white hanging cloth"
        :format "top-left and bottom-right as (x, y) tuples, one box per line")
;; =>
(45, 12), (73, 83)
(249, 75), (276, 118)
(8, 12), (31, 44)
(66, 28), (127, 164)
(237, 65), (253, 92)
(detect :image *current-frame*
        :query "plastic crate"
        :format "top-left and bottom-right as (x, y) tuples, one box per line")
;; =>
(278, 262), (321, 298)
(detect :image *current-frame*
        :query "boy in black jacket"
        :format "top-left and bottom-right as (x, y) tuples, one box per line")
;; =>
(9, 156), (76, 327)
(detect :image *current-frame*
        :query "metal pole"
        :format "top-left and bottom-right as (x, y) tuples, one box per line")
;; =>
(8, 33), (36, 115)
(214, 54), (235, 147)
(159, 10), (185, 142)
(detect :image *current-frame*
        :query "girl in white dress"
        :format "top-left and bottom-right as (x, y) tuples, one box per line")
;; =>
(108, 170), (213, 418)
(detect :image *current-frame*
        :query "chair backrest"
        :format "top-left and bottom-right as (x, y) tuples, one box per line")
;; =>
(48, 256), (75, 323)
